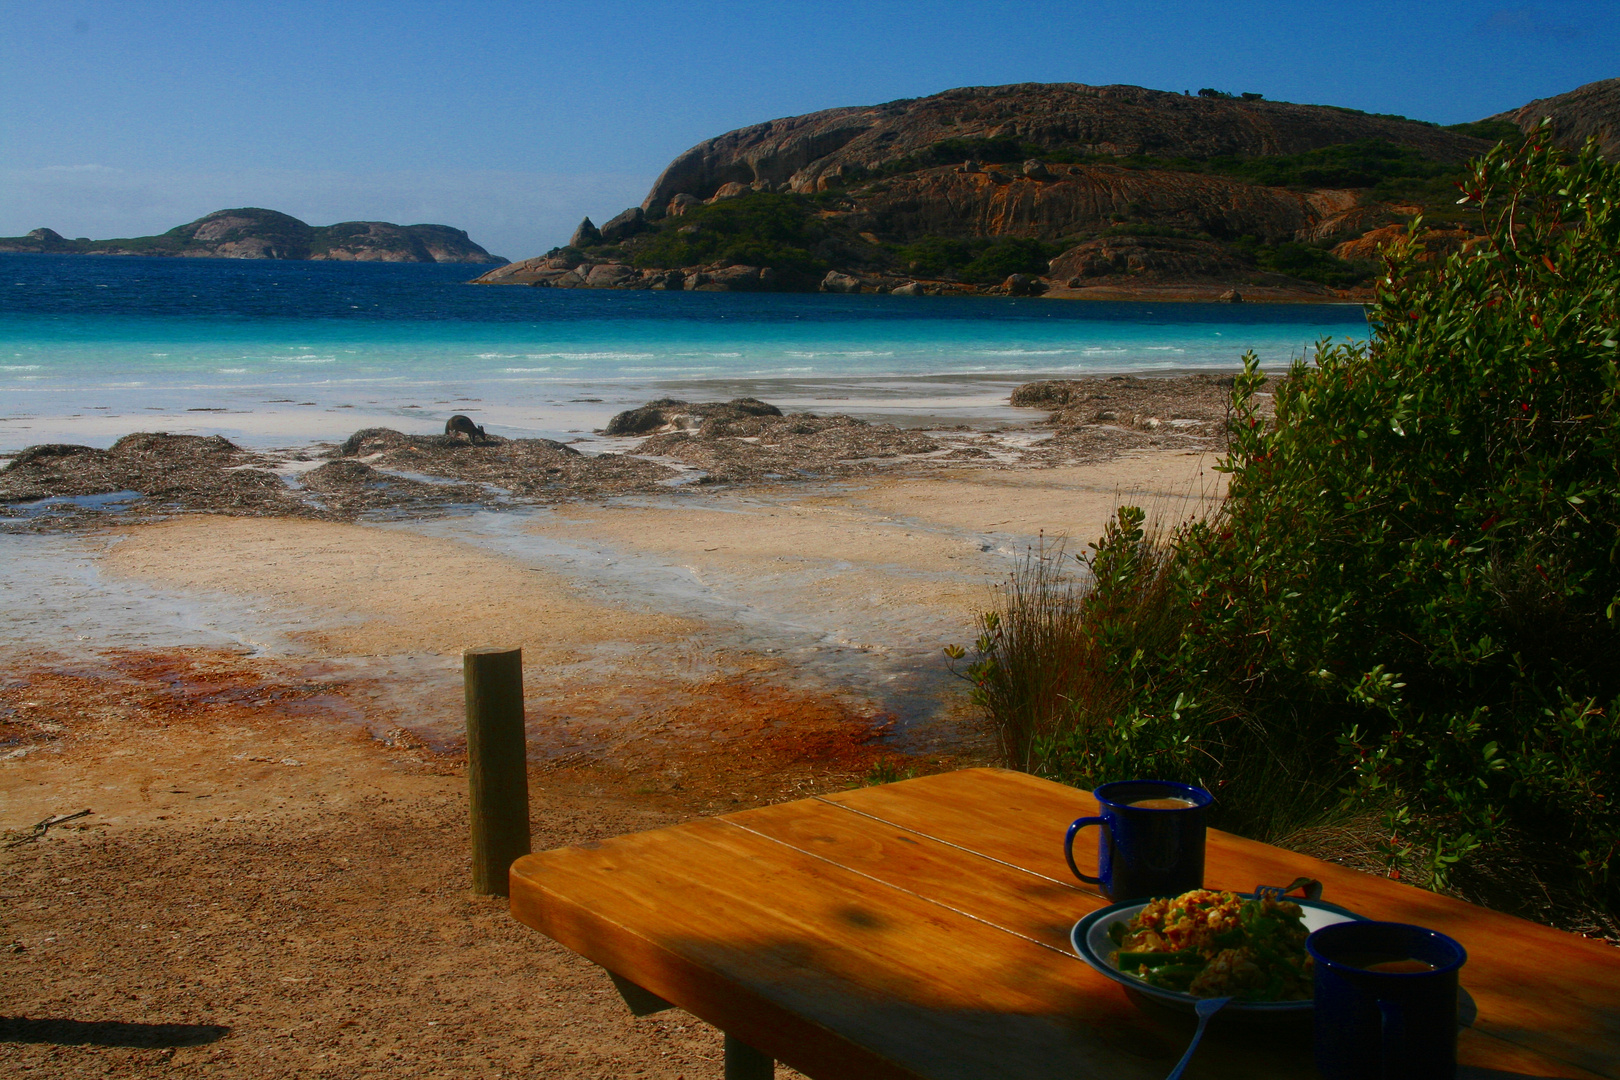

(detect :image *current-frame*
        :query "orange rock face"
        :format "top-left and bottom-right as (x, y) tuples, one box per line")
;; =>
(855, 164), (1315, 243)
(1330, 224), (1479, 264)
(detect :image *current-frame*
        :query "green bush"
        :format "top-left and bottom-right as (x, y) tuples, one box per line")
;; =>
(630, 192), (827, 281)
(1209, 138), (1456, 189)
(960, 237), (1060, 284)
(961, 132), (1620, 904)
(1443, 119), (1524, 144)
(1233, 237), (1377, 287)
(894, 235), (1061, 284)
(895, 236), (977, 277)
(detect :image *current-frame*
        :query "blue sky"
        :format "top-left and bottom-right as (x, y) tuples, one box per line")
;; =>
(2, 1), (1613, 259)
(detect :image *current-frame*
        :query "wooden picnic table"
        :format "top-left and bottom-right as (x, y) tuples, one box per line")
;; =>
(508, 767), (1620, 1079)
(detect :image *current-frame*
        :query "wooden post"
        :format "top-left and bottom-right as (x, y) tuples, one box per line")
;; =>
(464, 645), (531, 896)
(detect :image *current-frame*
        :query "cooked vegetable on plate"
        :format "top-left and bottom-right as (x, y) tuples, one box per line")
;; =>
(1107, 888), (1313, 1001)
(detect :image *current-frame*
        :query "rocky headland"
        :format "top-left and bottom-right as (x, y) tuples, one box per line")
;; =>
(477, 78), (1617, 299)
(0, 208), (506, 264)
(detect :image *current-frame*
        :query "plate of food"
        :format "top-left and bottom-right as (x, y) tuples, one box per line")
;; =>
(1070, 885), (1363, 1017)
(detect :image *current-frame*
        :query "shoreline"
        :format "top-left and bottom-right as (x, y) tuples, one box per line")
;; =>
(0, 367), (1279, 456)
(1043, 283), (1371, 304)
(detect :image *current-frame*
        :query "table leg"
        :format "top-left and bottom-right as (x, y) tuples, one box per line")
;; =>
(723, 1033), (773, 1080)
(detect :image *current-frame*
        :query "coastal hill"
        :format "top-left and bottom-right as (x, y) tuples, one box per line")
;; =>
(1489, 76), (1620, 161)
(478, 78), (1614, 298)
(636, 82), (1484, 208)
(0, 207), (506, 264)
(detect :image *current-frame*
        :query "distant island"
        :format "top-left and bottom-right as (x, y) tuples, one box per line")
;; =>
(477, 76), (1617, 300)
(0, 207), (506, 264)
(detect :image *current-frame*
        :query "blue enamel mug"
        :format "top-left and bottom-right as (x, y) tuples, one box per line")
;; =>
(1062, 779), (1212, 901)
(1308, 921), (1467, 1080)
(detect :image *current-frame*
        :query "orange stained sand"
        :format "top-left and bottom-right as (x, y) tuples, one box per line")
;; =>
(1, 647), (953, 811)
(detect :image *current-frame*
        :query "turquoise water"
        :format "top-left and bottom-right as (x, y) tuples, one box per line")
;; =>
(1, 254), (1369, 448)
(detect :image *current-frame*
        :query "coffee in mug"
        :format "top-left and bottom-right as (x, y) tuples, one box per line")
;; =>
(1063, 780), (1212, 901)
(1308, 921), (1467, 1080)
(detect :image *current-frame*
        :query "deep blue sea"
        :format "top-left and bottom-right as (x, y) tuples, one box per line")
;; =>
(0, 254), (1369, 450)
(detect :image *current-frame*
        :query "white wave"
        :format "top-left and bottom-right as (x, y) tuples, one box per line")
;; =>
(503, 367), (551, 373)
(974, 349), (1075, 356)
(521, 351), (658, 361)
(216, 368), (248, 374)
(271, 355), (338, 364)
(476, 352), (520, 359)
(1, 365), (41, 371)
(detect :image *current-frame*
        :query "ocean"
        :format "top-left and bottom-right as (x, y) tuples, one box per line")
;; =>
(0, 253), (1370, 451)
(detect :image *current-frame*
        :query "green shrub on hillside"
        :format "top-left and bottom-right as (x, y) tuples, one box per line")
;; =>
(895, 235), (1061, 284)
(1209, 138), (1456, 189)
(960, 237), (1061, 283)
(960, 132), (1620, 905)
(1233, 237), (1377, 287)
(1443, 119), (1524, 144)
(894, 236), (975, 277)
(631, 192), (828, 281)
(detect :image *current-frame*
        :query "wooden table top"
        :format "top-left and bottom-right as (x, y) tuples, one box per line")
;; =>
(509, 768), (1620, 1080)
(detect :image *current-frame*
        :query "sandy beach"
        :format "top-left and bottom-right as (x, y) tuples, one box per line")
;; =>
(1, 381), (1226, 1077)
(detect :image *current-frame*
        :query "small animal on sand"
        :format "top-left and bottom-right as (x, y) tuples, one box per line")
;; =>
(445, 414), (488, 443)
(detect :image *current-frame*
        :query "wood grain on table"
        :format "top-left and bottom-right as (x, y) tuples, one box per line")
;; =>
(509, 767), (1619, 1080)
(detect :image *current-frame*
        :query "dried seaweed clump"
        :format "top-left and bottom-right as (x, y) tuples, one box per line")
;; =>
(1013, 373), (1240, 427)
(298, 459), (489, 518)
(334, 426), (674, 499)
(0, 433), (301, 527)
(1010, 373), (1261, 459)
(638, 410), (942, 482)
(603, 397), (782, 436)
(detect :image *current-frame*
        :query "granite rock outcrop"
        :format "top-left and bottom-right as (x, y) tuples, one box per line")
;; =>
(641, 83), (1486, 207)
(1489, 77), (1620, 161)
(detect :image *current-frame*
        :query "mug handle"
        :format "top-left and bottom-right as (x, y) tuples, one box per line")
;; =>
(1064, 816), (1106, 884)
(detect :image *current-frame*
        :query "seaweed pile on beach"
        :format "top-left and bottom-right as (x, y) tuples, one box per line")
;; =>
(0, 378), (1249, 530)
(623, 398), (946, 482)
(1010, 372), (1261, 462)
(0, 433), (306, 528)
(321, 427), (676, 507)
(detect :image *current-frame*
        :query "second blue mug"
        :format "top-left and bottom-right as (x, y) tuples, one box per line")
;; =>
(1063, 779), (1213, 901)
(1308, 920), (1467, 1080)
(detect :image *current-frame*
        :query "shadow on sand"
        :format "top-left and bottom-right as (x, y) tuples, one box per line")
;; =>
(0, 1016), (230, 1048)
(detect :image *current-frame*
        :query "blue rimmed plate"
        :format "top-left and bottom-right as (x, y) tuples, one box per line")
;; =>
(1070, 894), (1364, 1018)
